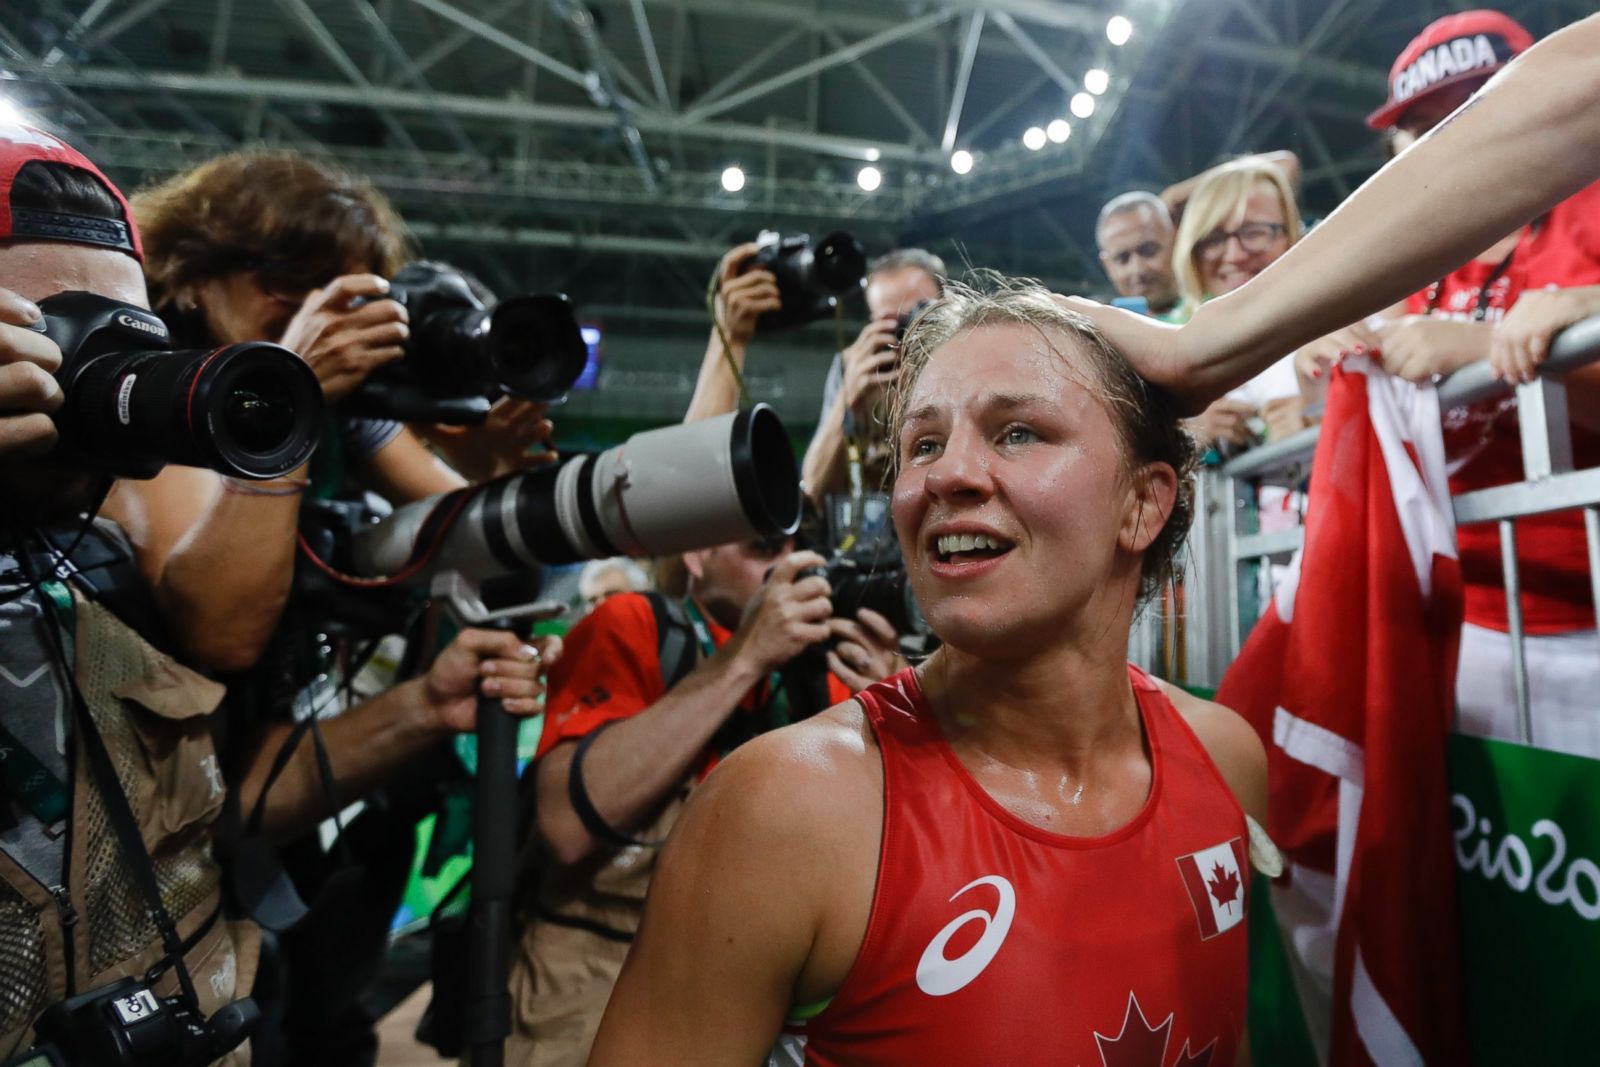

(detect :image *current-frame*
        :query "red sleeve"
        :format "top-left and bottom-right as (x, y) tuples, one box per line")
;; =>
(535, 593), (664, 761)
(825, 672), (856, 706)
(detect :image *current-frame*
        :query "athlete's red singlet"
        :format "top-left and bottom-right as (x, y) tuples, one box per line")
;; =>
(795, 666), (1249, 1067)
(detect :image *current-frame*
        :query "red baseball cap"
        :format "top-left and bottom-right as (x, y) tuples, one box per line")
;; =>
(1366, 10), (1533, 131)
(0, 117), (142, 260)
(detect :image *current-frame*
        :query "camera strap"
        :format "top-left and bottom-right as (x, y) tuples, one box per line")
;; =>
(17, 550), (205, 1014)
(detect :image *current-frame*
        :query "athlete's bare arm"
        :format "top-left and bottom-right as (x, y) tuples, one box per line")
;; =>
(1157, 681), (1268, 827)
(1071, 12), (1600, 411)
(588, 706), (882, 1066)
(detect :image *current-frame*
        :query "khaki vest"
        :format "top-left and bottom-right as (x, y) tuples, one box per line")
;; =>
(505, 785), (690, 1067)
(0, 592), (258, 1063)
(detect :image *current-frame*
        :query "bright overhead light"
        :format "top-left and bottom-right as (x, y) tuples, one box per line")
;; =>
(950, 149), (974, 175)
(720, 165), (745, 192)
(0, 95), (36, 129)
(1085, 68), (1110, 95)
(864, 146), (881, 162)
(857, 166), (882, 192)
(1070, 92), (1096, 119)
(1046, 119), (1071, 143)
(1107, 16), (1134, 47)
(1022, 126), (1047, 151)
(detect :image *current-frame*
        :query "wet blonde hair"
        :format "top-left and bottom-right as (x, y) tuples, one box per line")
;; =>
(889, 274), (1198, 602)
(1172, 158), (1303, 312)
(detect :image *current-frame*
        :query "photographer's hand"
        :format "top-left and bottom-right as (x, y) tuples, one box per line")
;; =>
(726, 551), (832, 675)
(417, 396), (557, 482)
(825, 607), (907, 692)
(0, 289), (64, 458)
(424, 629), (563, 733)
(841, 318), (900, 428)
(716, 242), (781, 347)
(279, 274), (410, 403)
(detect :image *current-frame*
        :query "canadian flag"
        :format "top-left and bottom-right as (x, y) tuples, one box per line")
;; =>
(1216, 359), (1468, 1065)
(1176, 838), (1249, 940)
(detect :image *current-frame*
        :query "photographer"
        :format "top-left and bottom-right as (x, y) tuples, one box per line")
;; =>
(802, 249), (944, 505)
(97, 152), (560, 1065)
(0, 126), (557, 1064)
(506, 535), (901, 1066)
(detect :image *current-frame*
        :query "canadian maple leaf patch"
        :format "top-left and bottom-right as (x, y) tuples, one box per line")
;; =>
(1175, 839), (1248, 939)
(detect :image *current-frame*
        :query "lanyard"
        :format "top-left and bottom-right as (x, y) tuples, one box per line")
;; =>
(1422, 237), (1519, 322)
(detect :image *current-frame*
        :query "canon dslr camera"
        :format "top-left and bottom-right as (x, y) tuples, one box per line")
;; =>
(34, 292), (323, 480)
(5, 977), (258, 1067)
(740, 230), (867, 332)
(344, 262), (589, 424)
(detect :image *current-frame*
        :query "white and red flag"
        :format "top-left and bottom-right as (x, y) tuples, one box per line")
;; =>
(1217, 358), (1467, 1065)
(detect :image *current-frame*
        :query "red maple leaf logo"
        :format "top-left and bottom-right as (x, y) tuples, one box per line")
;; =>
(1095, 992), (1171, 1067)
(1175, 1039), (1216, 1066)
(1206, 863), (1241, 913)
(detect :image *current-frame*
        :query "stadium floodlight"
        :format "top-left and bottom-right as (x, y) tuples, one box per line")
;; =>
(857, 166), (882, 192)
(1107, 16), (1133, 46)
(864, 146), (881, 162)
(950, 150), (974, 175)
(1071, 93), (1096, 119)
(1046, 119), (1071, 144)
(1022, 126), (1047, 151)
(1085, 68), (1110, 95)
(721, 166), (746, 192)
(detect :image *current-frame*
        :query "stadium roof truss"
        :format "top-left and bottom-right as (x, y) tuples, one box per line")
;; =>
(2, 0), (1591, 320)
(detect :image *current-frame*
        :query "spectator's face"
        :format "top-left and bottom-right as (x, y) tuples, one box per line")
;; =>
(580, 568), (634, 613)
(0, 240), (150, 522)
(1389, 82), (1479, 155)
(1096, 208), (1178, 312)
(684, 535), (795, 629)
(892, 322), (1138, 658)
(866, 266), (941, 323)
(1195, 182), (1292, 298)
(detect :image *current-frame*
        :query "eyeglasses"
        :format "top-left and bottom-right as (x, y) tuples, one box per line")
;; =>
(1105, 241), (1166, 268)
(1194, 222), (1286, 262)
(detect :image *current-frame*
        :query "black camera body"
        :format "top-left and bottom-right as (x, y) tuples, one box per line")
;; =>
(343, 262), (588, 425)
(895, 297), (937, 344)
(34, 292), (322, 480)
(818, 537), (925, 638)
(10, 977), (259, 1067)
(741, 229), (867, 332)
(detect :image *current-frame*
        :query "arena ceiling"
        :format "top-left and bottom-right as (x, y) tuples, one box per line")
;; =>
(2, 0), (1590, 339)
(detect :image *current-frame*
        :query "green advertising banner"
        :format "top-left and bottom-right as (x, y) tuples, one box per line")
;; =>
(1449, 733), (1600, 1064)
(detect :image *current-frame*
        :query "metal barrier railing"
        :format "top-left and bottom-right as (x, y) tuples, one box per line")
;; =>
(1132, 313), (1600, 737)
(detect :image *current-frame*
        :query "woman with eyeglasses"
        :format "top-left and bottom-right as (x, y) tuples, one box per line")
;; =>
(1170, 160), (1308, 452)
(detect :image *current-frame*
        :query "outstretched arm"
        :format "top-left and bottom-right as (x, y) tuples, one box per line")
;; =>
(1074, 13), (1600, 410)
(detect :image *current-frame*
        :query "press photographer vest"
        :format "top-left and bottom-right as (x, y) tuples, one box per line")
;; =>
(0, 588), (258, 1062)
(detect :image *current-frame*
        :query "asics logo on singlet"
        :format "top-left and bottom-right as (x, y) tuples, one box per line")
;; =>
(914, 875), (1015, 997)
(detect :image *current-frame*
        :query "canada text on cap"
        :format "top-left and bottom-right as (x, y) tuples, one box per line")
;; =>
(1365, 9), (1533, 131)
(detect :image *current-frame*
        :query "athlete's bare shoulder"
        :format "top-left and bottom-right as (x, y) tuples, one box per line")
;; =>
(697, 697), (883, 834)
(1155, 679), (1267, 824)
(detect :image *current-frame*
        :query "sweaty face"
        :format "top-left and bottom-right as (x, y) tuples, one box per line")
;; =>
(892, 322), (1141, 658)
(1195, 183), (1292, 298)
(1097, 208), (1179, 313)
(866, 265), (942, 323)
(0, 241), (150, 524)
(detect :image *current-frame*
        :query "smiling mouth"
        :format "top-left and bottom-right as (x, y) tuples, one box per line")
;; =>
(932, 532), (1015, 564)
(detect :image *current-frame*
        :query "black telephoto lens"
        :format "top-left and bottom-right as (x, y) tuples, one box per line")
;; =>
(37, 292), (324, 481)
(485, 293), (588, 403)
(811, 231), (868, 295)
